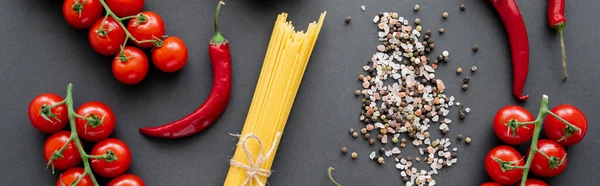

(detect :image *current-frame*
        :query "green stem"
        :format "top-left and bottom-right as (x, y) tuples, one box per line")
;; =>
(211, 1), (227, 44)
(547, 111), (580, 130)
(519, 95), (549, 186)
(119, 15), (137, 21)
(97, 0), (160, 46)
(328, 167), (342, 186)
(65, 84), (100, 186)
(536, 148), (553, 161)
(49, 99), (67, 108)
(558, 28), (567, 81)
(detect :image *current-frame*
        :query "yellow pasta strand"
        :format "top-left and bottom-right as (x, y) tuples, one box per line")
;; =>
(223, 12), (326, 186)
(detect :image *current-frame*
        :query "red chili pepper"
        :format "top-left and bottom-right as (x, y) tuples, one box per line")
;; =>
(548, 0), (567, 80)
(490, 0), (530, 101)
(139, 1), (231, 138)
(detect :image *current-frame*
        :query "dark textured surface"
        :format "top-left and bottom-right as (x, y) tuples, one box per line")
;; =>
(1, 0), (599, 185)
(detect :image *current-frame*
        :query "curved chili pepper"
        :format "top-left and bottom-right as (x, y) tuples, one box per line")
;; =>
(490, 0), (530, 101)
(548, 0), (567, 80)
(139, 1), (231, 138)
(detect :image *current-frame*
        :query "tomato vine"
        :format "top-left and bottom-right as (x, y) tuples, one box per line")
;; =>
(492, 95), (581, 186)
(44, 84), (116, 186)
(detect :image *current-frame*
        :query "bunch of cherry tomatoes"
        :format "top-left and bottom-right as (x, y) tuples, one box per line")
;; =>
(482, 103), (588, 186)
(63, 0), (188, 84)
(29, 90), (144, 185)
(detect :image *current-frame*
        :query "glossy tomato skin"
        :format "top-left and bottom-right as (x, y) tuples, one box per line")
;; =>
(28, 93), (69, 133)
(91, 138), (132, 178)
(75, 101), (116, 142)
(56, 167), (92, 186)
(108, 174), (145, 186)
(62, 0), (103, 29)
(106, 0), (145, 17)
(112, 46), (149, 84)
(485, 146), (524, 185)
(530, 139), (568, 177)
(480, 182), (502, 186)
(44, 131), (81, 171)
(127, 11), (165, 48)
(544, 104), (588, 146)
(493, 105), (534, 145)
(152, 36), (188, 72)
(89, 17), (127, 56)
(524, 179), (548, 186)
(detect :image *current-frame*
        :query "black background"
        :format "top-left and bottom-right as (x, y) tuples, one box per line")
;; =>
(1, 0), (599, 185)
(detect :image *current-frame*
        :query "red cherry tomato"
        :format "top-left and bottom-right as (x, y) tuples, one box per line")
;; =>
(530, 139), (567, 177)
(480, 182), (502, 186)
(56, 167), (92, 186)
(544, 104), (588, 146)
(91, 138), (131, 178)
(127, 11), (165, 48)
(152, 36), (188, 72)
(28, 93), (68, 133)
(75, 101), (116, 142)
(62, 0), (103, 29)
(89, 17), (127, 56)
(524, 179), (548, 186)
(105, 0), (145, 17)
(484, 146), (524, 185)
(108, 174), (145, 186)
(44, 131), (81, 171)
(112, 46), (149, 84)
(493, 105), (534, 145)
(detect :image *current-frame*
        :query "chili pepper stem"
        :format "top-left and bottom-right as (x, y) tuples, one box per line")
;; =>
(557, 26), (567, 80)
(211, 1), (227, 44)
(327, 167), (342, 186)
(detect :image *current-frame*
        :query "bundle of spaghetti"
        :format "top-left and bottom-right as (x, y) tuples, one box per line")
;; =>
(223, 12), (326, 186)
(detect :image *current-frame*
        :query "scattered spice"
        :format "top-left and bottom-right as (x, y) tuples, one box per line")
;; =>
(361, 128), (367, 134)
(457, 134), (463, 140)
(465, 137), (472, 144)
(463, 76), (470, 84)
(414, 4), (420, 11)
(345, 16), (351, 24)
(369, 138), (375, 145)
(361, 5), (366, 11)
(460, 4), (466, 11)
(349, 128), (355, 134)
(442, 12), (449, 19)
(439, 28), (445, 33)
(456, 67), (463, 74)
(352, 152), (358, 159)
(352, 131), (359, 138)
(342, 147), (348, 154)
(473, 45), (479, 52)
(377, 157), (385, 164)
(392, 137), (399, 143)
(462, 84), (469, 90)
(415, 18), (421, 25)
(471, 66), (477, 72)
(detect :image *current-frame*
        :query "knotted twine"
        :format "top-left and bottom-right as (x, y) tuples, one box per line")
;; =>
(229, 132), (282, 186)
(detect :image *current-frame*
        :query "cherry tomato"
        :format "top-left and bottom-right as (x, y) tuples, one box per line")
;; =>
(105, 0), (145, 17)
(493, 105), (534, 145)
(56, 167), (92, 186)
(127, 11), (165, 48)
(530, 139), (567, 177)
(544, 104), (588, 146)
(152, 36), (188, 72)
(28, 93), (68, 133)
(484, 146), (524, 185)
(44, 131), (81, 171)
(524, 179), (548, 186)
(62, 0), (103, 29)
(91, 138), (131, 178)
(89, 17), (127, 56)
(112, 46), (149, 84)
(75, 101), (116, 142)
(480, 182), (502, 186)
(108, 174), (145, 186)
